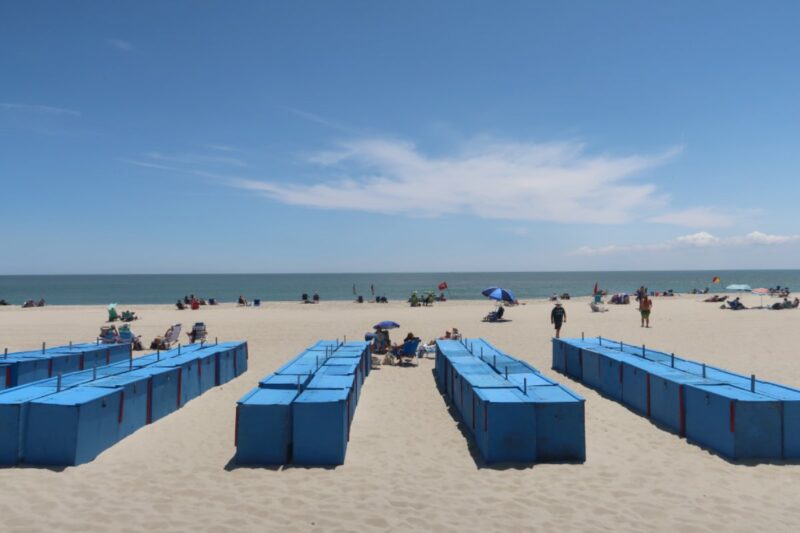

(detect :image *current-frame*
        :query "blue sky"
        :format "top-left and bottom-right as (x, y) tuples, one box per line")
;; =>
(2, 1), (799, 274)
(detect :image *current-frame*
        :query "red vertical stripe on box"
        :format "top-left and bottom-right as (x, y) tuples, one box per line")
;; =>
(234, 404), (240, 446)
(146, 378), (153, 424)
(118, 391), (125, 423)
(177, 368), (183, 408)
(679, 385), (686, 437)
(646, 374), (651, 418)
(48, 359), (53, 377)
(5, 367), (10, 388)
(79, 353), (85, 370)
(729, 401), (736, 433)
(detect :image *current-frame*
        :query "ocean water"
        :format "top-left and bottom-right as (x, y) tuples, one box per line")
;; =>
(0, 271), (798, 305)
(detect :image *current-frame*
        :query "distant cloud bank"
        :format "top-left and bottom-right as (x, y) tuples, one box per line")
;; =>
(573, 231), (800, 256)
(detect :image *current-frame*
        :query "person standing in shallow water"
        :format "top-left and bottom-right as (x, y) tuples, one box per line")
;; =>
(639, 295), (653, 327)
(551, 301), (566, 338)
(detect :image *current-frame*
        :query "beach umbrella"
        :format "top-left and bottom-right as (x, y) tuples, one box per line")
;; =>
(752, 288), (769, 308)
(373, 320), (400, 330)
(725, 284), (751, 292)
(482, 287), (516, 303)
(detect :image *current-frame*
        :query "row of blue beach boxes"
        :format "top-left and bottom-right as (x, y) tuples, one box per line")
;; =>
(235, 338), (587, 466)
(236, 340), (371, 466)
(0, 340), (248, 466)
(435, 338), (586, 464)
(553, 337), (800, 460)
(1, 342), (133, 390)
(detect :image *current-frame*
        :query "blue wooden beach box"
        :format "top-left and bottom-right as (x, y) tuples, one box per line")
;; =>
(292, 388), (351, 466)
(124, 366), (181, 423)
(86, 373), (151, 439)
(684, 383), (783, 460)
(25, 386), (124, 466)
(471, 387), (537, 463)
(0, 385), (58, 465)
(235, 387), (298, 465)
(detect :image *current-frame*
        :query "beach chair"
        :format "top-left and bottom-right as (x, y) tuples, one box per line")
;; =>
(98, 326), (119, 344)
(482, 306), (505, 322)
(150, 323), (182, 350)
(187, 322), (208, 343)
(391, 338), (421, 365)
(118, 325), (142, 350)
(108, 307), (119, 322)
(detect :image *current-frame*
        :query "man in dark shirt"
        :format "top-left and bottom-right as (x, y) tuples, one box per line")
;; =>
(551, 301), (567, 338)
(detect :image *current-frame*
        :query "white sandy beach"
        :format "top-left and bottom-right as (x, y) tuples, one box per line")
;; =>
(1, 295), (799, 532)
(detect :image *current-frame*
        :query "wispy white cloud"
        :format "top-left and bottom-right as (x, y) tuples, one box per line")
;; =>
(573, 231), (800, 256)
(205, 144), (241, 153)
(0, 102), (80, 116)
(109, 39), (133, 51)
(281, 106), (357, 133)
(230, 138), (684, 224)
(648, 207), (734, 228)
(145, 151), (248, 168)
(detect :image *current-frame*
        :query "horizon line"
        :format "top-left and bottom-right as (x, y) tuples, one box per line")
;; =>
(1, 268), (798, 277)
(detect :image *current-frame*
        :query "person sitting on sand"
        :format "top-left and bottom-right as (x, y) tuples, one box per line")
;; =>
(727, 297), (746, 310)
(409, 292), (420, 307)
(238, 295), (248, 306)
(372, 327), (390, 354)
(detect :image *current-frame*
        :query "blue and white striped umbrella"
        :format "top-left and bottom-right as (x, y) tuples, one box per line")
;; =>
(481, 287), (516, 303)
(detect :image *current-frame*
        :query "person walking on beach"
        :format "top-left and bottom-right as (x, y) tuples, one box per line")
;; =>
(639, 295), (653, 327)
(551, 301), (566, 338)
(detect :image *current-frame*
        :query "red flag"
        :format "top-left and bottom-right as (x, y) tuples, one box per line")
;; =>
(593, 282), (599, 295)
(438, 282), (448, 291)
